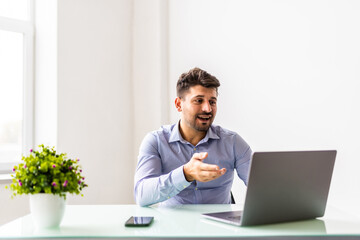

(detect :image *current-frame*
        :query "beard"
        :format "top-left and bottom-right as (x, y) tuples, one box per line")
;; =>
(194, 124), (211, 132)
(187, 113), (214, 132)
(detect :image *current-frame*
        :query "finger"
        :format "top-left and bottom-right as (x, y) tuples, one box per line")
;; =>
(200, 171), (223, 182)
(199, 162), (219, 171)
(199, 168), (227, 182)
(192, 152), (208, 161)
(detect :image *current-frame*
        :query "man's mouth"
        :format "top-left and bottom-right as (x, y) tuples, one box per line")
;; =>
(197, 114), (212, 121)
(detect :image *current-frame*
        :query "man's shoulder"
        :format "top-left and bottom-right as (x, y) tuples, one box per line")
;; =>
(147, 123), (176, 138)
(211, 124), (239, 137)
(211, 124), (249, 146)
(141, 123), (176, 148)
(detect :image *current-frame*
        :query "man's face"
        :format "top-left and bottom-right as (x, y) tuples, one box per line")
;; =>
(177, 85), (217, 132)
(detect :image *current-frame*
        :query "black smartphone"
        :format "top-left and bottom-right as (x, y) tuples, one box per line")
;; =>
(124, 216), (154, 227)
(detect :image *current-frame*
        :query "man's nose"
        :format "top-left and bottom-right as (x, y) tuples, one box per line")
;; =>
(202, 101), (212, 113)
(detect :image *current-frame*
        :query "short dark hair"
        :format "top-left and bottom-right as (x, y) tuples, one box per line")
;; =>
(176, 67), (220, 98)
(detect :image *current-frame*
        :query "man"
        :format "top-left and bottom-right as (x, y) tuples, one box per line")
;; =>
(134, 67), (252, 207)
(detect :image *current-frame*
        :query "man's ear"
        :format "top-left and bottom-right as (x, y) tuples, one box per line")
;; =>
(175, 97), (182, 112)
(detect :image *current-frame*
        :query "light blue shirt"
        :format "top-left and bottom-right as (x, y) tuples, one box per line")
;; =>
(134, 121), (252, 207)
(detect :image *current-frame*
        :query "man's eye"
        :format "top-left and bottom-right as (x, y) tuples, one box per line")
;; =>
(210, 101), (217, 105)
(195, 99), (203, 103)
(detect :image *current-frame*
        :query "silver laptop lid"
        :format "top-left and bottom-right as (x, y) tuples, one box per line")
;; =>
(240, 150), (336, 226)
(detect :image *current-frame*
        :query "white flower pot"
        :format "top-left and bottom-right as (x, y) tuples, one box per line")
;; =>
(29, 194), (66, 229)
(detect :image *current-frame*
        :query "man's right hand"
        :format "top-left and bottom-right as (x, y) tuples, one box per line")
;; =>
(183, 152), (226, 182)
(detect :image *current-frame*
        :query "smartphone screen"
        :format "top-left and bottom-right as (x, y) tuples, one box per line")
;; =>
(125, 216), (154, 227)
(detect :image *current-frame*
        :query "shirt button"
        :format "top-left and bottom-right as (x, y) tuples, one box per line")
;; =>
(194, 148), (196, 151)
(195, 188), (198, 190)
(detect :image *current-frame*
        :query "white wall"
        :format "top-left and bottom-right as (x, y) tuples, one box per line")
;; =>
(132, 0), (170, 168)
(168, 0), (360, 214)
(0, 192), (28, 226)
(57, 0), (134, 204)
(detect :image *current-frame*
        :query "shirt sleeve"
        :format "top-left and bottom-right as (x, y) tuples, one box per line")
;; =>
(134, 132), (191, 206)
(234, 134), (253, 185)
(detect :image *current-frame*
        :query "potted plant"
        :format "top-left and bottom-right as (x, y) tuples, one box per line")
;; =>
(6, 144), (88, 228)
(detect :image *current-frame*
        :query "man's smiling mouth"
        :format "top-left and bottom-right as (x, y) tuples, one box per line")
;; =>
(197, 115), (212, 120)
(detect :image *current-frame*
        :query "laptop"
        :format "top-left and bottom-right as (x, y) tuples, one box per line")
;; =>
(202, 150), (337, 226)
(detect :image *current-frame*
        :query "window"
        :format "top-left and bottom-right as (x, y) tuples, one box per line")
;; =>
(0, 0), (34, 174)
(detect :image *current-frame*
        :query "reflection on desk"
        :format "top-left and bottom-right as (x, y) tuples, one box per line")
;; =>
(0, 204), (359, 239)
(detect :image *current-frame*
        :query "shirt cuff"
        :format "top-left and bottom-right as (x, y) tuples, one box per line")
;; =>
(171, 165), (191, 191)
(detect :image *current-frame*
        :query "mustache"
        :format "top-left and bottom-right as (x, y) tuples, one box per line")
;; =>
(196, 113), (213, 117)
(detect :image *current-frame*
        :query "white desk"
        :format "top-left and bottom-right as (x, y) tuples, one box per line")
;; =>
(0, 204), (360, 239)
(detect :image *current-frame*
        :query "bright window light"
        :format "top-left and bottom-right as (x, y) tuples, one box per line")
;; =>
(0, 0), (33, 173)
(0, 0), (29, 20)
(0, 30), (24, 165)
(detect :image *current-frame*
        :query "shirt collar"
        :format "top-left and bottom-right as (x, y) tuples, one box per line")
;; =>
(169, 121), (185, 143)
(169, 121), (220, 144)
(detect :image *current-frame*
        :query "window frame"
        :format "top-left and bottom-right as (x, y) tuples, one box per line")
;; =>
(0, 1), (34, 174)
